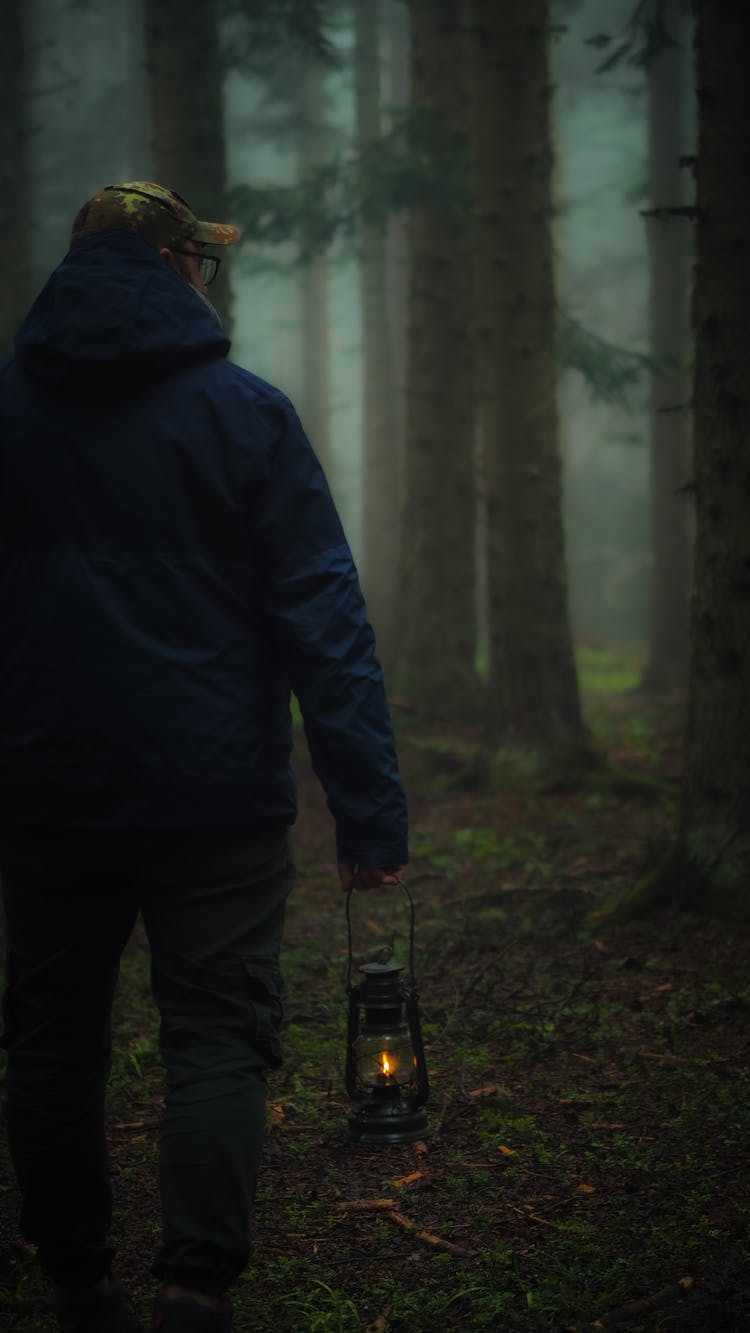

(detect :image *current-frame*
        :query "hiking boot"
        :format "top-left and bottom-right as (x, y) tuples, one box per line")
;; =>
(54, 1278), (141, 1332)
(152, 1293), (233, 1332)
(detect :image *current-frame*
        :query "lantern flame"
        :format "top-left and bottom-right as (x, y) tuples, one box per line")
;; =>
(380, 1053), (392, 1076)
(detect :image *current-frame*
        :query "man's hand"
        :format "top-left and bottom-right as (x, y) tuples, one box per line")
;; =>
(338, 862), (406, 892)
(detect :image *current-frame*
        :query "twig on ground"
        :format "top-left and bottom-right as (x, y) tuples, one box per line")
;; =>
(430, 1090), (450, 1137)
(332, 1199), (396, 1212)
(596, 1275), (694, 1326)
(388, 1210), (474, 1257)
(331, 1199), (474, 1258)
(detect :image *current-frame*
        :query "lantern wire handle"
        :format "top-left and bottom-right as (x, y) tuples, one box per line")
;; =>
(346, 878), (416, 994)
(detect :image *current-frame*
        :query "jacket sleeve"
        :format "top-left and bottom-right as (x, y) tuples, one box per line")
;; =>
(248, 395), (408, 867)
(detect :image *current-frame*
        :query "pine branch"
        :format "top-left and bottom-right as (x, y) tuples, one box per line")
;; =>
(558, 311), (655, 406)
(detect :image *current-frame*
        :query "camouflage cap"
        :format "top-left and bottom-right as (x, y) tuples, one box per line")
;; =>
(71, 181), (240, 249)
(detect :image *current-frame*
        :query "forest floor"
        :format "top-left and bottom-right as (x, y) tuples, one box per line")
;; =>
(1, 648), (749, 1332)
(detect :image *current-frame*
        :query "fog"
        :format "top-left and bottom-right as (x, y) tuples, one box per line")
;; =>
(10, 0), (693, 679)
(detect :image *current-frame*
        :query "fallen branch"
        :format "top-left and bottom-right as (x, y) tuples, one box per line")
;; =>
(331, 1198), (473, 1257)
(596, 1275), (694, 1326)
(388, 1210), (474, 1258)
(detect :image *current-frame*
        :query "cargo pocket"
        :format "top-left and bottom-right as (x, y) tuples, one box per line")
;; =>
(242, 956), (284, 1070)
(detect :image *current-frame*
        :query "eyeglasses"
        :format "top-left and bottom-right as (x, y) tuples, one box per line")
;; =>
(171, 248), (221, 286)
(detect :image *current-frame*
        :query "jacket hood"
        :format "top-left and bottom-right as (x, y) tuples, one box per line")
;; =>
(14, 229), (230, 395)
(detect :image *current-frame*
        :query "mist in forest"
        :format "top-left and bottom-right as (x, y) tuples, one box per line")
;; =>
(6, 0), (692, 688)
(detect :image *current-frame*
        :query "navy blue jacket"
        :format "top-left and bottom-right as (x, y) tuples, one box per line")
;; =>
(0, 230), (407, 866)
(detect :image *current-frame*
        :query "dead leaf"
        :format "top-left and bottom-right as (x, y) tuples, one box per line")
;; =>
(571, 1052), (595, 1063)
(678, 1275), (695, 1291)
(498, 1144), (517, 1156)
(363, 918), (384, 935)
(577, 1182), (596, 1193)
(467, 1082), (500, 1099)
(392, 1171), (423, 1188)
(654, 982), (673, 993)
(413, 1140), (429, 1157)
(594, 939), (610, 953)
(589, 1122), (626, 1130)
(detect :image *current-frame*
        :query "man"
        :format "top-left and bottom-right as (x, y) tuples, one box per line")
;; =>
(0, 183), (407, 1333)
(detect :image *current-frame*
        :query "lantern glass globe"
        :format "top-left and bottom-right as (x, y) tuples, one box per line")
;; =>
(355, 1030), (416, 1089)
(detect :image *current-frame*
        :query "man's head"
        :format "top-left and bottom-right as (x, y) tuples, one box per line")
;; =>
(70, 181), (240, 295)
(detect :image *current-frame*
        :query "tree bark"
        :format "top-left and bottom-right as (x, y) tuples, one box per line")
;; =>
(473, 0), (583, 746)
(640, 0), (692, 690)
(145, 0), (233, 330)
(384, 0), (410, 487)
(0, 0), (31, 354)
(297, 62), (333, 479)
(355, 0), (399, 670)
(673, 1), (750, 916)
(394, 0), (481, 717)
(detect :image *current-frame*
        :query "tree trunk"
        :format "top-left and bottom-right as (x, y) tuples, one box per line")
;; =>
(384, 0), (410, 484)
(355, 0), (399, 670)
(297, 62), (333, 479)
(473, 0), (583, 747)
(673, 1), (750, 916)
(640, 0), (692, 690)
(394, 0), (481, 717)
(145, 0), (233, 330)
(1, 0), (31, 353)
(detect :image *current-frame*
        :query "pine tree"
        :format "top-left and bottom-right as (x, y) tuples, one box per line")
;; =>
(145, 0), (233, 329)
(355, 0), (399, 668)
(297, 60), (333, 478)
(473, 0), (584, 747)
(394, 0), (481, 716)
(672, 0), (750, 915)
(640, 0), (692, 689)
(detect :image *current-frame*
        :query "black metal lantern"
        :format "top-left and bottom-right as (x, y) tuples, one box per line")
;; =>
(344, 882), (429, 1144)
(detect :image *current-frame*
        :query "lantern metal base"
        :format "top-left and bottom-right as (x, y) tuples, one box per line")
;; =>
(348, 1102), (430, 1145)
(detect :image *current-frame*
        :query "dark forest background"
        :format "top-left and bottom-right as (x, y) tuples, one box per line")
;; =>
(3, 0), (745, 917)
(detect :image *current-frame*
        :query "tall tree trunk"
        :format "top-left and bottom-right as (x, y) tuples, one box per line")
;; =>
(473, 0), (583, 747)
(640, 0), (692, 690)
(355, 0), (399, 670)
(145, 0), (233, 330)
(384, 0), (410, 483)
(673, 1), (750, 916)
(1, 0), (31, 352)
(394, 0), (481, 717)
(297, 63), (333, 479)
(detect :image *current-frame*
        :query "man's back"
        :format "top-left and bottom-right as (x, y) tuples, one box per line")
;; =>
(0, 227), (406, 868)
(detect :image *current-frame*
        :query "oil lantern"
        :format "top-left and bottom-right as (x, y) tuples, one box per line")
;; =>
(344, 883), (429, 1144)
